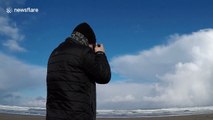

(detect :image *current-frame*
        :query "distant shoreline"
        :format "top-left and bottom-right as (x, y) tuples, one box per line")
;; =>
(1, 113), (213, 120)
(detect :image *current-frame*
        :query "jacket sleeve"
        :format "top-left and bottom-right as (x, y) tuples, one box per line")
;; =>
(82, 48), (111, 84)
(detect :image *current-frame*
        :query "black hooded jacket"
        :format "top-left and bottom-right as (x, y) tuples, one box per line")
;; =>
(46, 38), (111, 120)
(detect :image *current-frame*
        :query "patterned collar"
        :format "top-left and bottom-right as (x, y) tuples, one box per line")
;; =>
(71, 31), (89, 46)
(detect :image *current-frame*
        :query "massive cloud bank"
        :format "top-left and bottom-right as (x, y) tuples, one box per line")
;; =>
(97, 29), (213, 109)
(0, 52), (46, 106)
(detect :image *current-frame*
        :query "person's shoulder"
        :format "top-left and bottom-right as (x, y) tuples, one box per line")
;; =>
(82, 46), (95, 54)
(69, 42), (91, 54)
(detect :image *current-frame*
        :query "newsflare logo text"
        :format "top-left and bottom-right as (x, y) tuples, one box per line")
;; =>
(6, 7), (39, 13)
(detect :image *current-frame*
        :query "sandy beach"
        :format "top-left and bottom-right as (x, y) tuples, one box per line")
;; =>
(0, 113), (213, 120)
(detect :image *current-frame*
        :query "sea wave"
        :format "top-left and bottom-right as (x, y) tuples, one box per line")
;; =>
(97, 106), (213, 118)
(0, 105), (45, 116)
(0, 105), (213, 118)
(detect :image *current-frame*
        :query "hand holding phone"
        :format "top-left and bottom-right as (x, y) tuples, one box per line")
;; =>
(95, 44), (105, 53)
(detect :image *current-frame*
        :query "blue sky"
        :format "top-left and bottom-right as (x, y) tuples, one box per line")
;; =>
(1, 0), (213, 109)
(5, 0), (213, 63)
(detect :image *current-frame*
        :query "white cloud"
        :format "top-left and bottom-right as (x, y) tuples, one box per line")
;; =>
(0, 52), (46, 91)
(97, 82), (157, 109)
(0, 0), (26, 52)
(98, 29), (213, 109)
(0, 1), (44, 106)
(0, 16), (26, 52)
(0, 52), (46, 106)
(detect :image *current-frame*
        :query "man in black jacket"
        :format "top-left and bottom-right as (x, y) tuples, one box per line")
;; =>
(46, 23), (111, 120)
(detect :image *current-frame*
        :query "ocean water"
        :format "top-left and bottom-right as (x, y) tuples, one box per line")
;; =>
(0, 105), (213, 118)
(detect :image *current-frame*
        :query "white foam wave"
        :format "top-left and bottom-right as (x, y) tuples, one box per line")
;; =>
(0, 105), (213, 118)
(0, 105), (45, 116)
(97, 106), (213, 118)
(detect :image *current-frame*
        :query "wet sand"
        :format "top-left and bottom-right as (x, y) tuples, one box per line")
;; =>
(0, 113), (213, 120)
